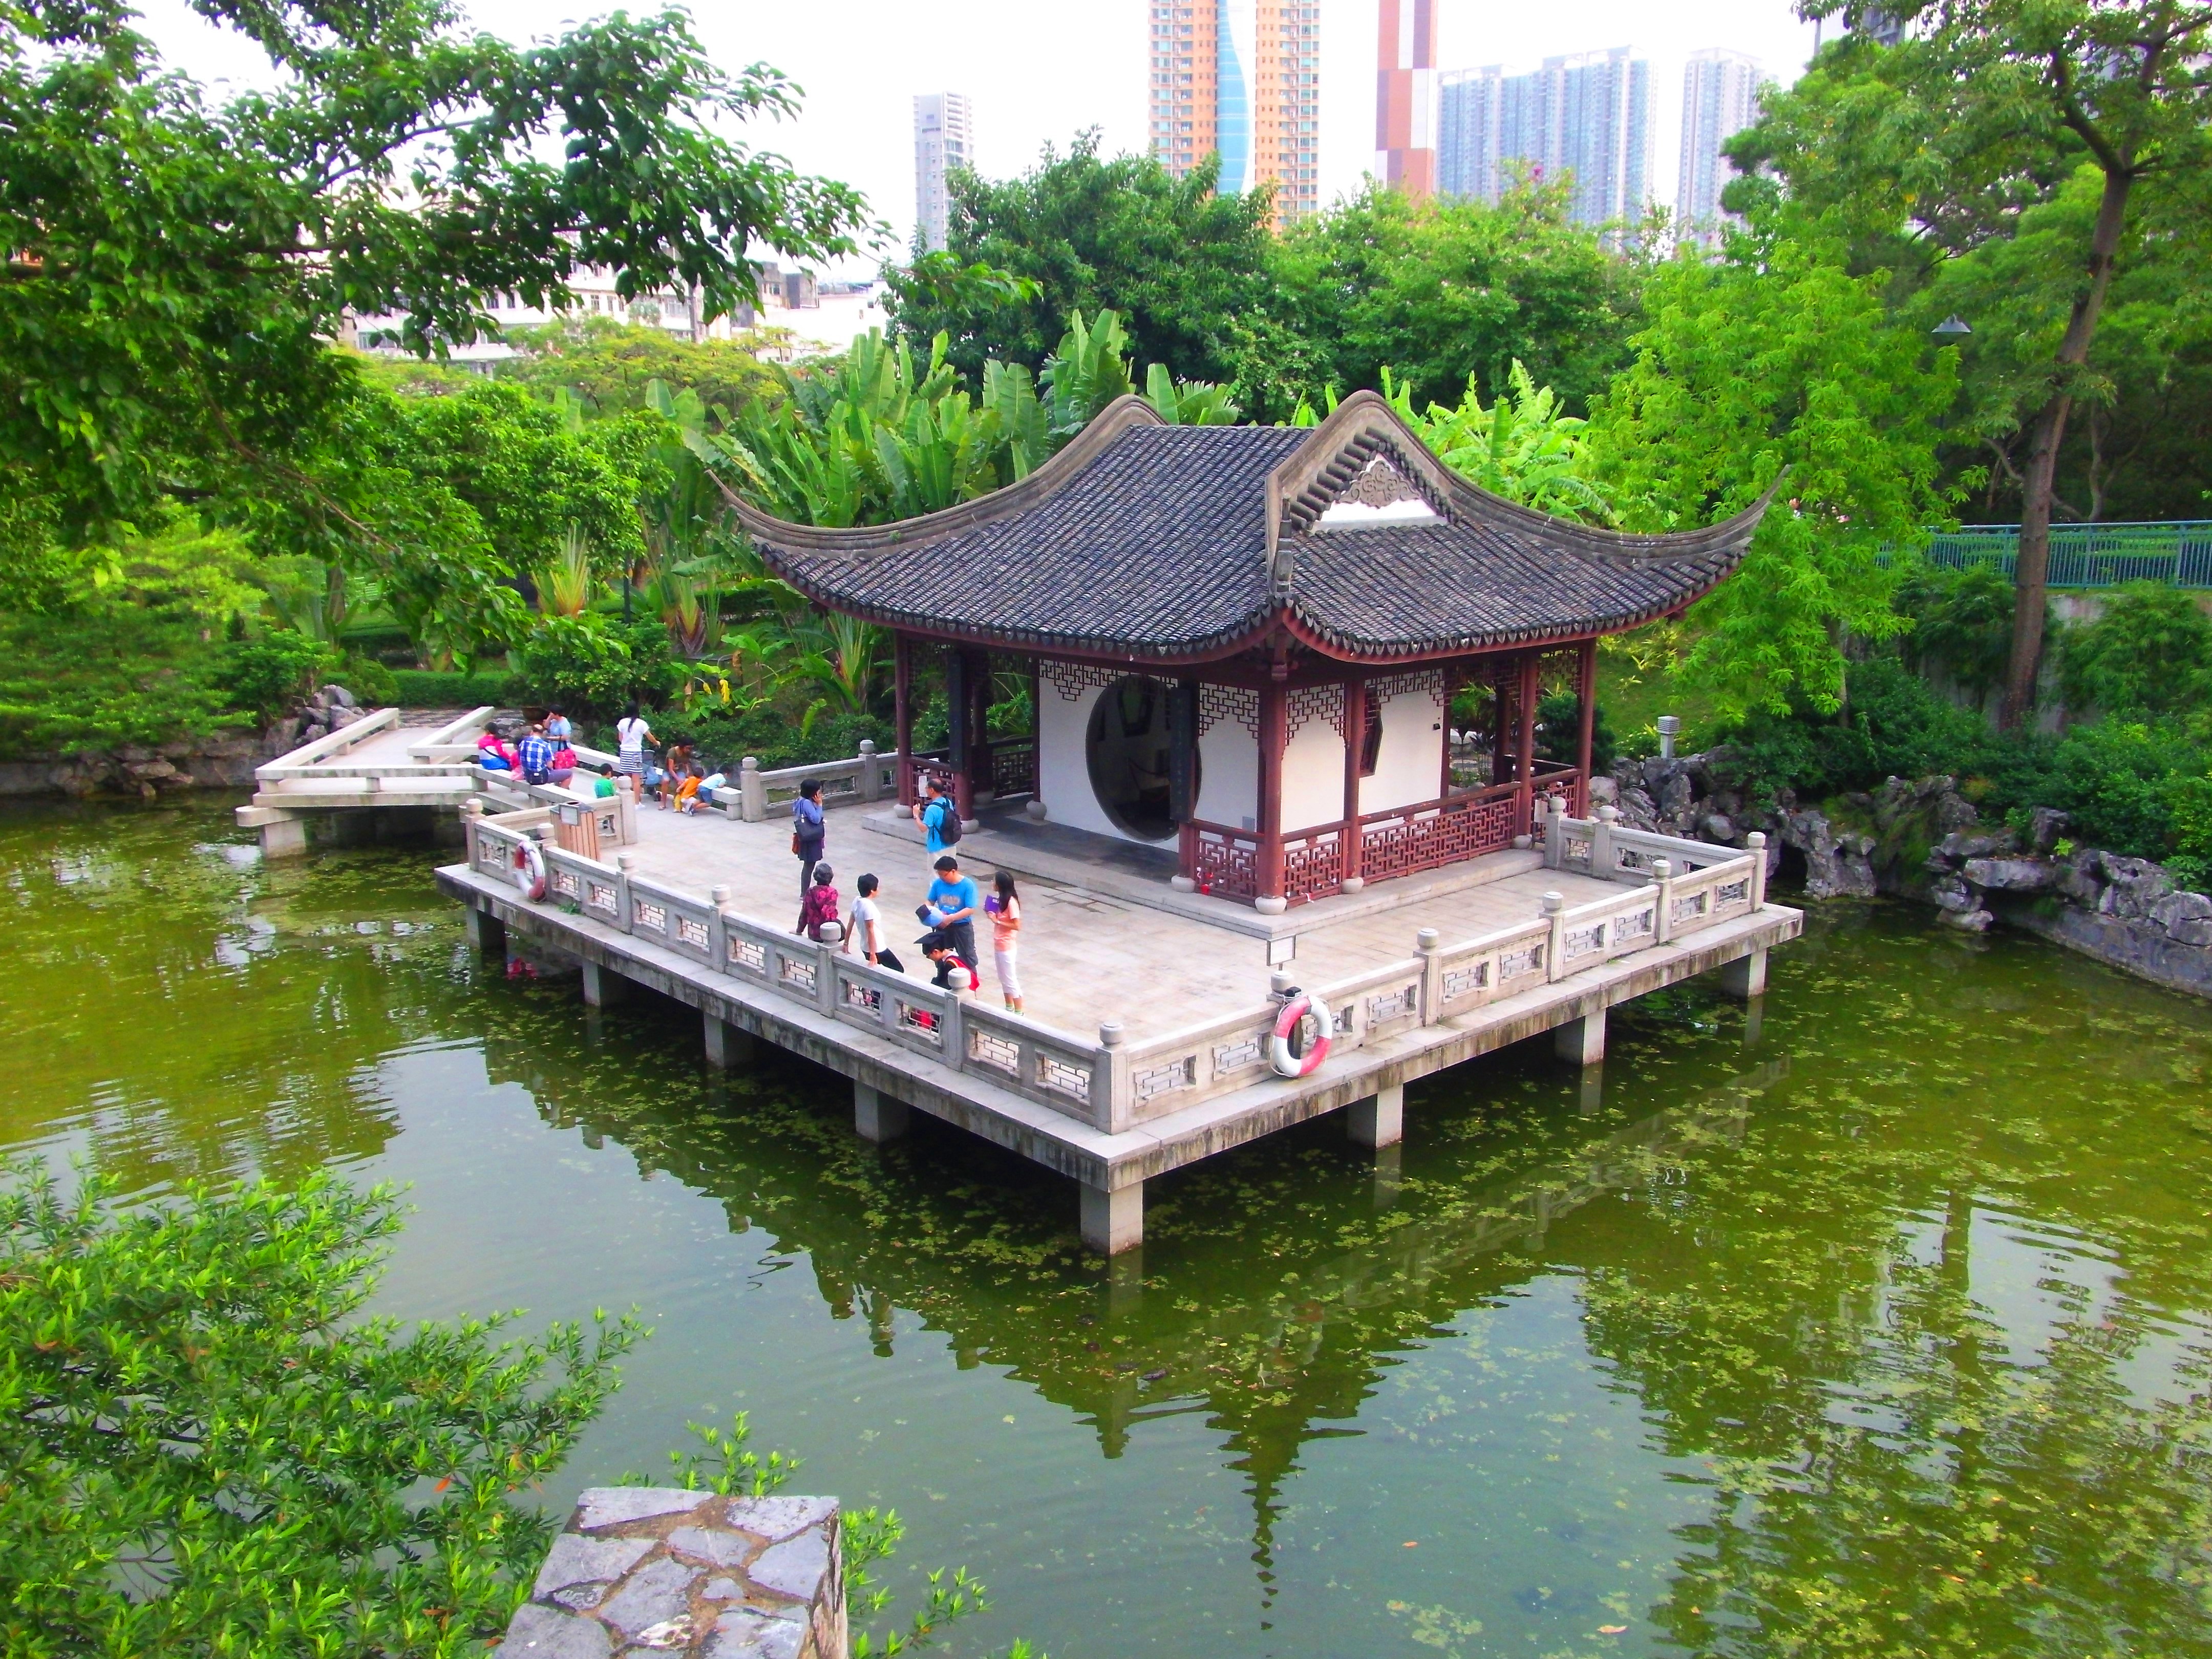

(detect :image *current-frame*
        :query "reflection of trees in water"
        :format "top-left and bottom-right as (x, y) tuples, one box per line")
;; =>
(481, 997), (1773, 1596)
(0, 805), (444, 1193)
(1574, 1125), (2212, 1654)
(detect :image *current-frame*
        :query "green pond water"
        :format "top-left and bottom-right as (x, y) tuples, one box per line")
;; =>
(5, 797), (2212, 1658)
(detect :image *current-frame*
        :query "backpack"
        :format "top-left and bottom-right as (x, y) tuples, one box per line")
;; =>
(929, 796), (962, 846)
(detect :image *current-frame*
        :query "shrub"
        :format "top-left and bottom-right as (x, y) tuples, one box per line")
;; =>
(1, 1159), (641, 1655)
(2059, 584), (2212, 717)
(339, 653), (401, 708)
(0, 605), (244, 754)
(506, 614), (681, 719)
(392, 668), (514, 708)
(2037, 718), (2204, 862)
(662, 704), (896, 773)
(1896, 561), (2014, 695)
(1535, 689), (1617, 775)
(214, 631), (339, 721)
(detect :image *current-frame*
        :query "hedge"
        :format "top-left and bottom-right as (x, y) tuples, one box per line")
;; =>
(391, 670), (513, 709)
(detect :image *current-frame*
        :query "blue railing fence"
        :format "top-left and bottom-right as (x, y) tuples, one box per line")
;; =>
(1923, 522), (2212, 589)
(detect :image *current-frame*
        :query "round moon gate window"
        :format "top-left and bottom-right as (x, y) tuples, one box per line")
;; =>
(1085, 676), (1187, 842)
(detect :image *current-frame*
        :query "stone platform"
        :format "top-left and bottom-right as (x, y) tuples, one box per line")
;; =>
(442, 792), (1800, 1253)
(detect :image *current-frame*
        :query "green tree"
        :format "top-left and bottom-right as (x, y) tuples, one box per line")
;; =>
(488, 318), (790, 422)
(1, 0), (870, 543)
(1251, 181), (1643, 423)
(1, 1160), (644, 1656)
(881, 134), (1273, 388)
(1351, 360), (1614, 523)
(1588, 237), (1961, 718)
(1749, 1), (2212, 725)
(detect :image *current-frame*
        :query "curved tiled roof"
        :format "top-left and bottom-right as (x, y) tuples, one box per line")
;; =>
(720, 391), (1776, 665)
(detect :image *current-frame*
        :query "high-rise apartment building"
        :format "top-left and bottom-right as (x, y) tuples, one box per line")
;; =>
(1435, 48), (1652, 235)
(913, 93), (974, 253)
(1676, 50), (1762, 249)
(1147, 1), (1322, 229)
(1375, 0), (1437, 198)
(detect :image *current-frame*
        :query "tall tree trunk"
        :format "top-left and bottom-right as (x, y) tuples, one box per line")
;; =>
(2000, 164), (2134, 728)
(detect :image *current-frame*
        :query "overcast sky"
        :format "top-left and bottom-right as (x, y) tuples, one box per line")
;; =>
(138, 0), (1821, 273)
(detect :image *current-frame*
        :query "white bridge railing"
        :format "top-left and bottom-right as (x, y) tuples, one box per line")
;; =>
(463, 798), (1770, 1137)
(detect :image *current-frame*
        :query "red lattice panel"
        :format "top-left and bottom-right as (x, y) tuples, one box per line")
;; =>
(1282, 830), (1344, 905)
(1193, 827), (1259, 898)
(1360, 794), (1519, 882)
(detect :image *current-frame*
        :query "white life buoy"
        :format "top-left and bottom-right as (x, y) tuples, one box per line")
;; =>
(1268, 990), (1332, 1078)
(512, 839), (547, 901)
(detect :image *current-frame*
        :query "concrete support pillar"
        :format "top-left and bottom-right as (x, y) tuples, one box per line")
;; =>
(463, 906), (506, 956)
(580, 961), (627, 1008)
(854, 1081), (910, 1144)
(703, 1012), (754, 1069)
(1717, 945), (1769, 1001)
(259, 815), (309, 859)
(1347, 1082), (1405, 1148)
(1080, 1180), (1144, 1254)
(1555, 1005), (1606, 1066)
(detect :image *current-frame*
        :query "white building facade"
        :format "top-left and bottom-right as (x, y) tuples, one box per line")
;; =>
(912, 93), (975, 254)
(1436, 48), (1652, 237)
(1676, 49), (1763, 250)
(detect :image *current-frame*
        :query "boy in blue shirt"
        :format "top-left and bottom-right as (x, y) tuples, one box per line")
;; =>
(924, 855), (982, 970)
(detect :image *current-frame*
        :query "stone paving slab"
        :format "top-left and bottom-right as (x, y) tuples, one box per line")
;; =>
(495, 1488), (843, 1659)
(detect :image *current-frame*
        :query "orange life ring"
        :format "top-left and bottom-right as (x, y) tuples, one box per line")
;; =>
(1268, 991), (1332, 1078)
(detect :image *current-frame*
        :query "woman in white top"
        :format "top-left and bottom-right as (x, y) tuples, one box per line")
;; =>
(613, 703), (655, 802)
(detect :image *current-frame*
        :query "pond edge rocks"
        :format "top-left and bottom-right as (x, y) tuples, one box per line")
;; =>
(496, 1488), (845, 1659)
(1599, 754), (2212, 1000)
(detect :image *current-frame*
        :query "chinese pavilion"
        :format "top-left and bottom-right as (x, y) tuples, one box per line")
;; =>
(724, 392), (1772, 913)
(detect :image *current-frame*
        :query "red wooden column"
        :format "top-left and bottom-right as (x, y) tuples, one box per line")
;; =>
(894, 633), (915, 807)
(1574, 638), (1598, 815)
(1515, 649), (1540, 835)
(1341, 674), (1367, 887)
(1437, 661), (1460, 797)
(1256, 669), (1289, 909)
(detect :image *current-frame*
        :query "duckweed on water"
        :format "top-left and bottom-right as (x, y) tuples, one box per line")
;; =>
(3, 796), (2209, 1657)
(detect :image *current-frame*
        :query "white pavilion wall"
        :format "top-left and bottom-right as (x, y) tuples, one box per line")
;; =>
(1037, 682), (1133, 843)
(1037, 675), (1261, 844)
(1194, 719), (1258, 830)
(1358, 678), (1446, 816)
(1280, 721), (1344, 833)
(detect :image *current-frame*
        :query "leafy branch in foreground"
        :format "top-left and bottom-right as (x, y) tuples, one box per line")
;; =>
(0, 1158), (646, 1656)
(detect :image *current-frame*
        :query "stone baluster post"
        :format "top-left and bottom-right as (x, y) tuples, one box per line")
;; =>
(1095, 1020), (1131, 1133)
(1543, 795), (1566, 868)
(857, 739), (879, 803)
(461, 797), (483, 870)
(709, 883), (731, 974)
(739, 756), (766, 822)
(1590, 803), (1619, 881)
(1657, 715), (1681, 760)
(1746, 831), (1769, 910)
(614, 852), (636, 935)
(1650, 857), (1675, 944)
(1541, 890), (1566, 983)
(1416, 926), (1443, 1025)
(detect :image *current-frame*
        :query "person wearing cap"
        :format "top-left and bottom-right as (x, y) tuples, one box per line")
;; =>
(917, 929), (977, 993)
(922, 854), (982, 971)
